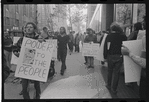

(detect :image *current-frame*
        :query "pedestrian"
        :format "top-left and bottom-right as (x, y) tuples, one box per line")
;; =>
(68, 31), (74, 55)
(3, 52), (10, 82)
(39, 27), (56, 79)
(84, 28), (97, 68)
(75, 33), (80, 52)
(72, 31), (76, 52)
(13, 22), (41, 99)
(127, 22), (142, 40)
(4, 32), (14, 73)
(121, 35), (146, 98)
(103, 22), (127, 94)
(57, 27), (69, 75)
(83, 32), (88, 65)
(96, 31), (106, 65)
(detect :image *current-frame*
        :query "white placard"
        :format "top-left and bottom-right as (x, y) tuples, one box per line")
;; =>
(95, 34), (108, 61)
(46, 40), (57, 61)
(123, 40), (142, 83)
(82, 43), (100, 57)
(11, 37), (20, 65)
(15, 37), (54, 82)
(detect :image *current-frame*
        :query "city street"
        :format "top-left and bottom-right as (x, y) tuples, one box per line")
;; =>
(4, 51), (112, 99)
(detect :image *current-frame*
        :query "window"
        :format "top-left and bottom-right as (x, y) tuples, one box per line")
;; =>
(6, 17), (10, 25)
(5, 5), (9, 10)
(23, 5), (26, 16)
(16, 4), (19, 13)
(30, 5), (32, 17)
(16, 19), (19, 26)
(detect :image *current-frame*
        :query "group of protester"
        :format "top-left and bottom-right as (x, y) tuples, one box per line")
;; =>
(3, 15), (146, 99)
(81, 16), (146, 98)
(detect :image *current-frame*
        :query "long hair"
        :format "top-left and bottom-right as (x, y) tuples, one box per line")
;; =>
(60, 27), (66, 34)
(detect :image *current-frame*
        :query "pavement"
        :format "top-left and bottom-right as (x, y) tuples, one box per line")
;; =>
(4, 51), (112, 99)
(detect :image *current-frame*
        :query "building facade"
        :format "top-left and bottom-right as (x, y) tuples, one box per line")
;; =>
(3, 4), (37, 32)
(87, 4), (97, 28)
(89, 4), (146, 34)
(37, 4), (55, 31)
(37, 4), (68, 33)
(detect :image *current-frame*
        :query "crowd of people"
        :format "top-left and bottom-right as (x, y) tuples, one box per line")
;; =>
(3, 15), (146, 99)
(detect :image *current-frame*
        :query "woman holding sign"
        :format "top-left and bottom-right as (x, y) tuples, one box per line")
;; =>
(57, 27), (69, 75)
(13, 22), (41, 99)
(84, 28), (97, 68)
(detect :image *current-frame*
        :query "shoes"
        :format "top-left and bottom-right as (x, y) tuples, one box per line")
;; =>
(84, 62), (87, 65)
(60, 71), (64, 75)
(87, 66), (91, 68)
(10, 70), (15, 73)
(101, 61), (105, 65)
(105, 85), (111, 90)
(90, 66), (94, 68)
(111, 89), (117, 94)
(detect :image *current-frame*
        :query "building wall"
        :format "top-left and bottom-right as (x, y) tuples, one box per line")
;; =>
(87, 4), (97, 28)
(3, 4), (37, 31)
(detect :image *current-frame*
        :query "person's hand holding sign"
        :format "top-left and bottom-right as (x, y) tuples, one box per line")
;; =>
(121, 44), (130, 56)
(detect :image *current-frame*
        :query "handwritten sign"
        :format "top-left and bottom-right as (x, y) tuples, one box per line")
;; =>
(123, 40), (142, 83)
(11, 37), (20, 65)
(95, 34), (108, 61)
(15, 37), (54, 82)
(82, 43), (100, 57)
(46, 40), (57, 61)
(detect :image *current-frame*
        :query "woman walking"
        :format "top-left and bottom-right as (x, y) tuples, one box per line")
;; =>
(57, 27), (69, 75)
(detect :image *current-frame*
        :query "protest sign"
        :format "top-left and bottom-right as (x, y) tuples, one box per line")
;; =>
(123, 40), (142, 83)
(15, 37), (54, 82)
(46, 40), (57, 61)
(82, 43), (100, 57)
(95, 34), (108, 61)
(11, 37), (20, 65)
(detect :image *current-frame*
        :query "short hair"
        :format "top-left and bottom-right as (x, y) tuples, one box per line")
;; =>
(43, 27), (48, 30)
(25, 22), (37, 30)
(86, 28), (93, 32)
(134, 22), (143, 31)
(110, 22), (123, 34)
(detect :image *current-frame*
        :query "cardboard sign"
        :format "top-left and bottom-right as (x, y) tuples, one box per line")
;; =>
(82, 43), (100, 57)
(46, 40), (57, 61)
(11, 37), (20, 65)
(95, 34), (108, 61)
(15, 37), (54, 82)
(123, 40), (142, 83)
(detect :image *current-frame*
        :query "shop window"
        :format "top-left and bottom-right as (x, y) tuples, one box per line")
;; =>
(6, 17), (10, 25)
(16, 19), (19, 27)
(16, 4), (19, 13)
(23, 5), (26, 16)
(5, 5), (9, 10)
(137, 4), (146, 22)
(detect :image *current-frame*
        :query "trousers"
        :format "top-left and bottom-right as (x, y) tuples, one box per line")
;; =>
(59, 49), (67, 72)
(107, 55), (123, 91)
(139, 76), (146, 98)
(22, 79), (41, 99)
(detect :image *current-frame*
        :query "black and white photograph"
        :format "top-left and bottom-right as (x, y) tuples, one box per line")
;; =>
(3, 3), (146, 100)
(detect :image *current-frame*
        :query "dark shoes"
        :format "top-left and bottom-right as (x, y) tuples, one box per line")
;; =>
(101, 61), (105, 65)
(84, 62), (87, 65)
(87, 66), (94, 68)
(10, 70), (15, 73)
(105, 85), (117, 94)
(111, 90), (117, 94)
